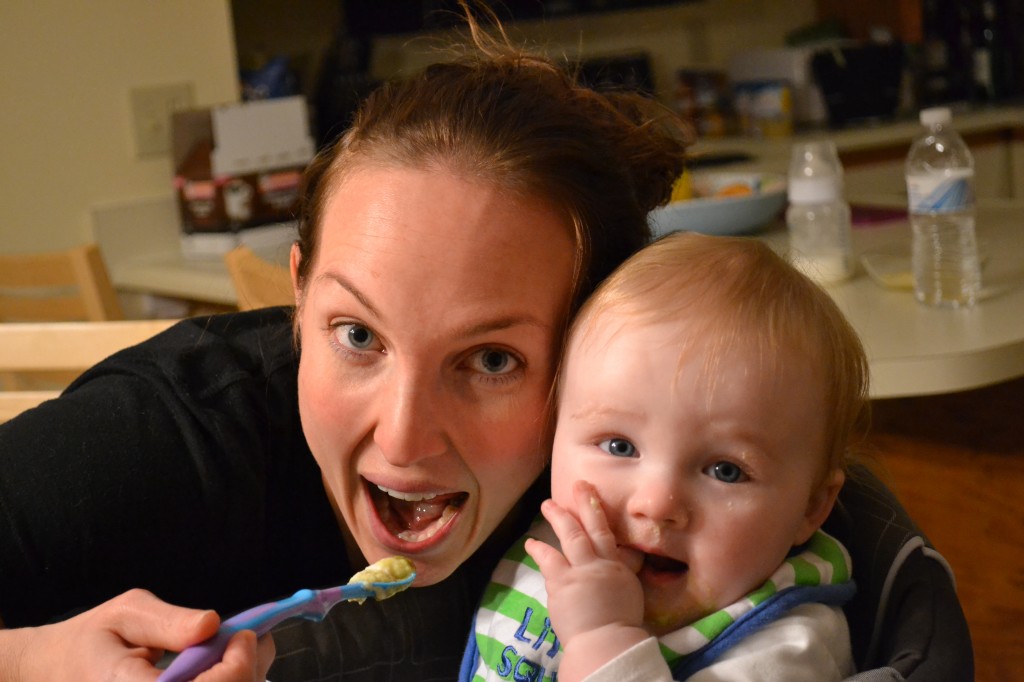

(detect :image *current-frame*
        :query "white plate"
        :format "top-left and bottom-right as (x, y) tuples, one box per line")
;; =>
(649, 172), (787, 237)
(861, 243), (993, 294)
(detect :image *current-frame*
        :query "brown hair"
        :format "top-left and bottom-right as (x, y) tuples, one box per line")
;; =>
(292, 5), (690, 314)
(569, 232), (871, 475)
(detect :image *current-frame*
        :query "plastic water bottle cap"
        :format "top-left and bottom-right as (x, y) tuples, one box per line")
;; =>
(920, 107), (952, 126)
(787, 176), (841, 204)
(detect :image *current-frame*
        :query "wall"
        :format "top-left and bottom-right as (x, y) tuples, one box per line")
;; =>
(370, 0), (818, 103)
(0, 0), (817, 254)
(0, 1), (239, 253)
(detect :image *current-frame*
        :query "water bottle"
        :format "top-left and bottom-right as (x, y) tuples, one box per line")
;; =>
(786, 141), (854, 284)
(905, 107), (981, 308)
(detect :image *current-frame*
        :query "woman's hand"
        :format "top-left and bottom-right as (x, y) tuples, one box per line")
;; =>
(524, 481), (649, 681)
(1, 589), (274, 682)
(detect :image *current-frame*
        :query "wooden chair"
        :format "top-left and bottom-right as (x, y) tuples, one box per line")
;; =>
(0, 319), (178, 423)
(0, 243), (124, 321)
(223, 245), (294, 311)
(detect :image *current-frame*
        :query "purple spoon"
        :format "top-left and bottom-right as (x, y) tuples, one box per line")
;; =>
(158, 558), (415, 682)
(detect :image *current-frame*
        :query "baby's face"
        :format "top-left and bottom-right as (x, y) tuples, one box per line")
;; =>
(550, 313), (837, 635)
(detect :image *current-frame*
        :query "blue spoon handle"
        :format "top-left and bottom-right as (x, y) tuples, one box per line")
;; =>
(157, 580), (404, 682)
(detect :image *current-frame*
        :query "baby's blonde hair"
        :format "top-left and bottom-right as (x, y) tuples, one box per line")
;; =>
(565, 231), (870, 475)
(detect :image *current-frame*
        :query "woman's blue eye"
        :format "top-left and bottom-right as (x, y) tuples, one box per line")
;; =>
(333, 323), (380, 351)
(481, 350), (510, 373)
(469, 349), (519, 375)
(706, 461), (745, 483)
(599, 438), (637, 458)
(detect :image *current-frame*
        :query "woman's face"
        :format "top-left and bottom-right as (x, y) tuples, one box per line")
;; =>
(293, 165), (575, 585)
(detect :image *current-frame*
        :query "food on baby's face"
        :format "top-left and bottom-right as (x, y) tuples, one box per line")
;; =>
(347, 555), (416, 603)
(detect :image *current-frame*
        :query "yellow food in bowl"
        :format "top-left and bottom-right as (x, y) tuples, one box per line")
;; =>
(670, 169), (693, 202)
(670, 171), (761, 203)
(649, 171), (787, 237)
(713, 183), (755, 198)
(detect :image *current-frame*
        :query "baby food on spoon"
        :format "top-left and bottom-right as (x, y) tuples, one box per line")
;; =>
(348, 555), (417, 602)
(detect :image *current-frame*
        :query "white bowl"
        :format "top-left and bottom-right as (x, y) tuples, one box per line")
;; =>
(649, 171), (787, 237)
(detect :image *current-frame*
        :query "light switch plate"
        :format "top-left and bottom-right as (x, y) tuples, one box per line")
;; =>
(130, 82), (194, 157)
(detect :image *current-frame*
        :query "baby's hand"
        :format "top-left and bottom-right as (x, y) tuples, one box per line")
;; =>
(524, 481), (648, 679)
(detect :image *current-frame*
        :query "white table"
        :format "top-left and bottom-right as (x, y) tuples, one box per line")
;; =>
(761, 200), (1024, 398)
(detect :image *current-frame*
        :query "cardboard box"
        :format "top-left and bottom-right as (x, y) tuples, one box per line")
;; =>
(728, 47), (830, 126)
(171, 96), (314, 256)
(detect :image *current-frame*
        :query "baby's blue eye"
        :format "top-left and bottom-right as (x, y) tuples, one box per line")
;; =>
(706, 461), (745, 483)
(599, 438), (636, 458)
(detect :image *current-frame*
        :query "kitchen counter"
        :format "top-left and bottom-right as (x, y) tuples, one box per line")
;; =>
(691, 104), (1024, 168)
(691, 104), (1024, 200)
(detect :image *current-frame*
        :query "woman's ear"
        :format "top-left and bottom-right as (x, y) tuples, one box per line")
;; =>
(795, 468), (845, 545)
(290, 242), (303, 305)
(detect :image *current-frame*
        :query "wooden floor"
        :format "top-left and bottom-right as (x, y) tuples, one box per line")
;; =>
(868, 376), (1024, 682)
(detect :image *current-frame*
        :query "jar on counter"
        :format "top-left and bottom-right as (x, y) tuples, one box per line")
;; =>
(674, 69), (728, 138)
(733, 80), (793, 138)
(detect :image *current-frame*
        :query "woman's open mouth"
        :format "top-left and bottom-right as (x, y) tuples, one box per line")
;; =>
(367, 479), (468, 545)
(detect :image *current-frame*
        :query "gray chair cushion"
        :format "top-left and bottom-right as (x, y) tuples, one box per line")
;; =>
(824, 464), (973, 681)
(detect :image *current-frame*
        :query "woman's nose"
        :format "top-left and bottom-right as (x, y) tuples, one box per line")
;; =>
(626, 474), (689, 527)
(373, 366), (450, 467)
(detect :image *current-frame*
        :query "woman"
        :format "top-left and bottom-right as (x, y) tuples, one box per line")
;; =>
(0, 12), (689, 681)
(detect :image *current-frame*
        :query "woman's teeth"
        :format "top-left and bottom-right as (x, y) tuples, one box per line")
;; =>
(376, 484), (438, 502)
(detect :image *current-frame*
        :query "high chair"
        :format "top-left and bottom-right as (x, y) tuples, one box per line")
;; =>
(0, 243), (123, 322)
(223, 246), (294, 311)
(826, 463), (974, 680)
(0, 319), (177, 423)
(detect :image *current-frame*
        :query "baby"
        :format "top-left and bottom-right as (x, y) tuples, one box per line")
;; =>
(461, 231), (869, 681)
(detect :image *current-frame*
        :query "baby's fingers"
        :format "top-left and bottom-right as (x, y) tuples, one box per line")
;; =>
(572, 480), (619, 560)
(540, 498), (598, 566)
(524, 538), (568, 581)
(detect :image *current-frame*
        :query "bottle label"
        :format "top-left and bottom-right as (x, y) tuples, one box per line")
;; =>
(907, 169), (975, 213)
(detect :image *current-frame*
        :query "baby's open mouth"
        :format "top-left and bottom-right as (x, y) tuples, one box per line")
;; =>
(368, 481), (468, 543)
(642, 553), (688, 576)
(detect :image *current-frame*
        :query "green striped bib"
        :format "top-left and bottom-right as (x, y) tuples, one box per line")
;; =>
(468, 522), (851, 681)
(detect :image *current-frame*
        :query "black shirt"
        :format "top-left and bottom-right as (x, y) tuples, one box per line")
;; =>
(0, 308), (537, 680)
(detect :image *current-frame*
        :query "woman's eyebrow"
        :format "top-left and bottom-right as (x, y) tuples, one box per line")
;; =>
(317, 272), (380, 317)
(454, 316), (550, 338)
(317, 271), (550, 336)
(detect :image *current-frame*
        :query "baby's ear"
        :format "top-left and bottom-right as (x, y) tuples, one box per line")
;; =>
(795, 468), (845, 545)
